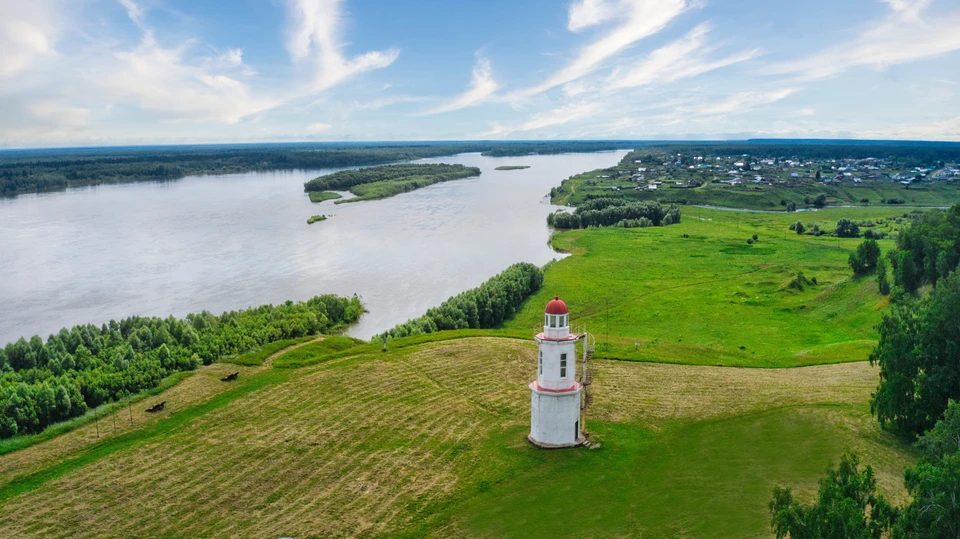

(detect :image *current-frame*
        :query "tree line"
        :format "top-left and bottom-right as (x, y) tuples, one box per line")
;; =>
(770, 204), (960, 537)
(0, 142), (628, 198)
(547, 198), (681, 229)
(374, 263), (543, 340)
(303, 164), (480, 193)
(0, 294), (363, 438)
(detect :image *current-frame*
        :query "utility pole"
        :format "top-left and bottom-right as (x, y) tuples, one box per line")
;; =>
(94, 407), (99, 438)
(128, 398), (133, 425)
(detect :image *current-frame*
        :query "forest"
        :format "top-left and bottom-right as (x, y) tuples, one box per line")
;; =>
(0, 294), (363, 438)
(374, 262), (543, 340)
(547, 198), (682, 229)
(303, 163), (481, 203)
(0, 141), (625, 197)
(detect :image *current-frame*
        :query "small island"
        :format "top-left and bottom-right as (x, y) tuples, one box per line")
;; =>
(308, 191), (342, 203)
(495, 165), (530, 171)
(304, 164), (481, 204)
(307, 214), (327, 224)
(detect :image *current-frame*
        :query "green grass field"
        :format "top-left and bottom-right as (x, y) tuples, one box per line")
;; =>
(503, 206), (908, 367)
(0, 338), (913, 538)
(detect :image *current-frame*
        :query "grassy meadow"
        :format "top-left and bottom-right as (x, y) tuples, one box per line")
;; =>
(0, 338), (914, 538)
(503, 206), (910, 367)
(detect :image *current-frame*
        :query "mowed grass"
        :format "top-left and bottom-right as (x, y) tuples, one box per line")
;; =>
(222, 336), (316, 366)
(271, 335), (365, 367)
(503, 206), (910, 367)
(0, 337), (913, 538)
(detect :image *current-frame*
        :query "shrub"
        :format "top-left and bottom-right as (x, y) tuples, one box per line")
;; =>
(836, 218), (861, 238)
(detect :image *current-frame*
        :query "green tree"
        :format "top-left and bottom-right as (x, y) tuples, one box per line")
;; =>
(836, 218), (861, 238)
(893, 251), (919, 292)
(876, 257), (891, 295)
(794, 221), (805, 235)
(872, 272), (960, 437)
(850, 240), (881, 275)
(769, 451), (895, 539)
(814, 193), (828, 208)
(892, 401), (960, 538)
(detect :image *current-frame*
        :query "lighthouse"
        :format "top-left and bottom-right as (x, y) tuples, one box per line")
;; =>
(529, 296), (584, 448)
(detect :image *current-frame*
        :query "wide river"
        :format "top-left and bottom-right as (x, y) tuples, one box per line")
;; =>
(0, 151), (626, 344)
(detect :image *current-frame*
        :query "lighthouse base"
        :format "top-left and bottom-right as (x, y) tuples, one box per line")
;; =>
(529, 382), (583, 448)
(527, 434), (587, 449)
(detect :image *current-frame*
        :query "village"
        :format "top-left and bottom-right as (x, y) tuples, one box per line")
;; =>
(555, 147), (960, 210)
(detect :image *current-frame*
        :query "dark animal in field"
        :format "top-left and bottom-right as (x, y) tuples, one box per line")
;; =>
(221, 372), (239, 382)
(146, 402), (166, 413)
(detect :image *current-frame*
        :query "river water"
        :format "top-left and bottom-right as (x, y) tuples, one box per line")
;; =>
(0, 151), (626, 344)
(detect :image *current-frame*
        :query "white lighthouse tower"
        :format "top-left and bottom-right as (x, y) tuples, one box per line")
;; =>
(529, 296), (584, 448)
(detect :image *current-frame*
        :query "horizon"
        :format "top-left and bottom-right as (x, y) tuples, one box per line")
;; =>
(5, 137), (960, 153)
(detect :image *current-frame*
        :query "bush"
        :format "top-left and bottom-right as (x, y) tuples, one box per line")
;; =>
(547, 199), (681, 229)
(836, 218), (861, 238)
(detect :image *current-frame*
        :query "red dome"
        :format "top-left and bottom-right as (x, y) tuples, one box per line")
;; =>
(545, 296), (568, 315)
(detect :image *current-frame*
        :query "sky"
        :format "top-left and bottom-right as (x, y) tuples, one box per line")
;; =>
(1, 0), (959, 148)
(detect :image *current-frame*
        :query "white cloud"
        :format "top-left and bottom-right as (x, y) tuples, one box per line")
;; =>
(96, 4), (278, 124)
(483, 101), (604, 136)
(773, 1), (960, 80)
(0, 1), (59, 80)
(117, 0), (146, 28)
(517, 0), (689, 97)
(306, 122), (332, 132)
(677, 88), (797, 115)
(284, 0), (399, 92)
(568, 0), (618, 31)
(422, 56), (500, 114)
(609, 23), (759, 89)
(883, 0), (931, 21)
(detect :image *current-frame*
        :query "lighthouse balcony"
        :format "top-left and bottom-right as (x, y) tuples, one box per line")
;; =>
(535, 332), (578, 343)
(529, 381), (582, 394)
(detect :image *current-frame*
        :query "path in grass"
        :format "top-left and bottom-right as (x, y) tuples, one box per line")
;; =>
(505, 206), (909, 367)
(0, 337), (913, 538)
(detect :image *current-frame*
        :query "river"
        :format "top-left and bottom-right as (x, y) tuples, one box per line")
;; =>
(0, 151), (626, 344)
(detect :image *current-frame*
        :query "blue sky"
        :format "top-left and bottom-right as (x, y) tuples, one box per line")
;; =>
(1, 0), (959, 147)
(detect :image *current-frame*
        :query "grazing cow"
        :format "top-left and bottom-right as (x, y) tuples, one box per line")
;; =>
(221, 372), (239, 382)
(146, 401), (166, 413)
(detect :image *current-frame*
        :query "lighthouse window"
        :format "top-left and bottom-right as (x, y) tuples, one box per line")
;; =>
(539, 351), (542, 375)
(560, 354), (567, 377)
(550, 316), (557, 328)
